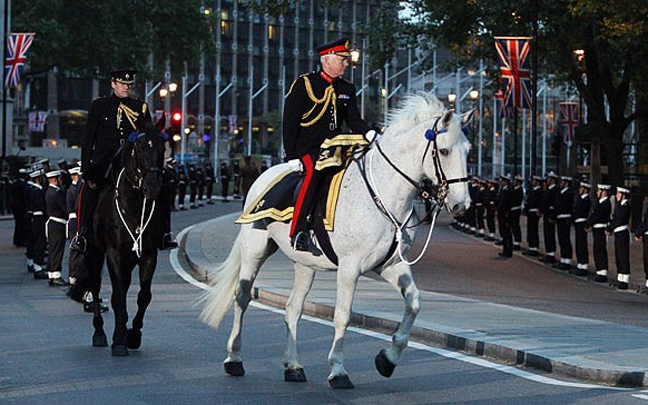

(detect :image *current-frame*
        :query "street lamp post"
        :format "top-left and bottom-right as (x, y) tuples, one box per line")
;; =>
(469, 89), (479, 174)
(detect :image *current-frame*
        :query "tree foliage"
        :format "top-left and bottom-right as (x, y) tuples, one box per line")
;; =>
(12, 0), (213, 79)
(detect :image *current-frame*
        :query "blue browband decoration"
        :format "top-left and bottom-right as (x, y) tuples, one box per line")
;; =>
(425, 127), (447, 141)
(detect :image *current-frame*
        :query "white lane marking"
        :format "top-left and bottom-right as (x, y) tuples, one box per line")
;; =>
(170, 224), (634, 393)
(632, 394), (648, 400)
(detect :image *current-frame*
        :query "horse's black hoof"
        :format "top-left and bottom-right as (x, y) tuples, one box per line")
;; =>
(328, 375), (354, 389)
(224, 361), (245, 376)
(92, 334), (108, 347)
(111, 344), (129, 356)
(284, 367), (307, 382)
(127, 329), (142, 350)
(375, 348), (396, 378)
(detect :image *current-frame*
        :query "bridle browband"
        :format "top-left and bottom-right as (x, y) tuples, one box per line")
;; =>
(372, 115), (470, 204)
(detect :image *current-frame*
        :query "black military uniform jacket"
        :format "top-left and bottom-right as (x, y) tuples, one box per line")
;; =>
(283, 71), (369, 160)
(523, 185), (542, 215)
(587, 197), (611, 228)
(487, 184), (499, 211)
(607, 199), (630, 233)
(540, 183), (558, 219)
(553, 187), (574, 220)
(635, 202), (648, 237)
(573, 193), (591, 222)
(511, 185), (524, 211)
(26, 181), (46, 216)
(497, 185), (512, 215)
(45, 184), (67, 222)
(82, 94), (151, 181)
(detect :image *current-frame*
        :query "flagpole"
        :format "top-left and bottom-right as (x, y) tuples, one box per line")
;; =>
(1, 0), (9, 168)
(531, 0), (539, 177)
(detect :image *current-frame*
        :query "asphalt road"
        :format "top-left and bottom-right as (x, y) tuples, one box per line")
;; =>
(2, 201), (648, 404)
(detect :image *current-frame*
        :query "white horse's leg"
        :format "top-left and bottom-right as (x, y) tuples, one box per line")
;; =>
(327, 266), (360, 389)
(283, 263), (315, 382)
(224, 227), (276, 376)
(374, 261), (421, 377)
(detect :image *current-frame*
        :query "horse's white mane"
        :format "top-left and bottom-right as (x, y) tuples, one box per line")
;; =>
(384, 92), (446, 135)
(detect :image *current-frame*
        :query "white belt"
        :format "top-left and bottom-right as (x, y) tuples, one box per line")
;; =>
(614, 225), (629, 233)
(593, 223), (607, 229)
(511, 206), (521, 211)
(557, 214), (571, 219)
(528, 208), (539, 213)
(68, 213), (77, 219)
(574, 218), (587, 223)
(32, 211), (44, 216)
(48, 216), (67, 225)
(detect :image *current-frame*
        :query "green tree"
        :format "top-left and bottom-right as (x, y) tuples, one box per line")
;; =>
(407, 0), (648, 185)
(12, 0), (213, 78)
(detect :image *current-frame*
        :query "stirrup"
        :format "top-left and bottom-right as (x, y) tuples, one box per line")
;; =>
(70, 235), (87, 253)
(160, 233), (178, 250)
(291, 231), (310, 251)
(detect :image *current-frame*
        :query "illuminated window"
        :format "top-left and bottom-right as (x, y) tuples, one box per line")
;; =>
(268, 25), (276, 41)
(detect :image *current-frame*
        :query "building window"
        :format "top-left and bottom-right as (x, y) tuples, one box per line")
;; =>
(268, 25), (276, 41)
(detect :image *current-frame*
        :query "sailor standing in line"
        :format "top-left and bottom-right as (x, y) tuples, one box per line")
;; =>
(607, 186), (631, 290)
(44, 170), (69, 286)
(523, 175), (543, 257)
(497, 174), (513, 258)
(553, 176), (574, 270)
(634, 195), (648, 292)
(26, 169), (48, 280)
(510, 175), (524, 250)
(587, 184), (612, 283)
(484, 179), (498, 241)
(572, 181), (592, 276)
(539, 172), (559, 264)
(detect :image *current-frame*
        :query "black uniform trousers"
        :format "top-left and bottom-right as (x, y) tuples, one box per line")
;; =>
(574, 221), (589, 265)
(543, 218), (556, 254)
(30, 214), (47, 266)
(592, 228), (609, 272)
(498, 212), (513, 257)
(614, 230), (630, 275)
(510, 209), (522, 245)
(526, 212), (540, 249)
(189, 182), (197, 206)
(24, 213), (34, 260)
(642, 237), (648, 280)
(486, 209), (496, 234)
(46, 221), (66, 273)
(221, 179), (229, 199)
(556, 218), (573, 260)
(205, 181), (214, 200)
(475, 207), (485, 230)
(13, 211), (29, 247)
(177, 183), (187, 207)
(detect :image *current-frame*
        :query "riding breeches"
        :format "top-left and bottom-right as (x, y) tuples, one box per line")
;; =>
(290, 153), (321, 237)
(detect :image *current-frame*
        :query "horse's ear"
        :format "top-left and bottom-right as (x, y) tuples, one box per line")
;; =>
(442, 110), (454, 128)
(155, 114), (166, 132)
(461, 109), (475, 126)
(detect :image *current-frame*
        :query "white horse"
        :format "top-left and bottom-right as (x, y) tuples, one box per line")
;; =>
(201, 92), (472, 389)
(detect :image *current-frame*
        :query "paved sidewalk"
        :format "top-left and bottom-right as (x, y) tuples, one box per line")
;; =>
(182, 212), (648, 388)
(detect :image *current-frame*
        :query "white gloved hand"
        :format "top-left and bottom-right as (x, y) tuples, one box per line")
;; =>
(287, 159), (303, 172)
(364, 129), (381, 144)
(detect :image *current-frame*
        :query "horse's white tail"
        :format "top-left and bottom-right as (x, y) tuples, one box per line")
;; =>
(199, 232), (243, 329)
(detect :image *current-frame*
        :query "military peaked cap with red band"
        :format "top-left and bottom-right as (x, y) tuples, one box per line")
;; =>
(315, 38), (351, 57)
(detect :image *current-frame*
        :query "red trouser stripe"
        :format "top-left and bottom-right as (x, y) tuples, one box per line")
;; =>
(76, 181), (85, 231)
(290, 154), (314, 237)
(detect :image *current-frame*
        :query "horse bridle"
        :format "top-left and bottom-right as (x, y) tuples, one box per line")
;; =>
(374, 115), (470, 203)
(120, 132), (162, 189)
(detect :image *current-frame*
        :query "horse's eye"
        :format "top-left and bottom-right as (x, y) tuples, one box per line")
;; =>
(439, 149), (450, 157)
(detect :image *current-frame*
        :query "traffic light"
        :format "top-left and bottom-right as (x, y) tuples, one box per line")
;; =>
(551, 134), (562, 156)
(170, 111), (182, 137)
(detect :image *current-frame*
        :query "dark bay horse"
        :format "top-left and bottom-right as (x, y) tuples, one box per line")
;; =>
(85, 120), (167, 356)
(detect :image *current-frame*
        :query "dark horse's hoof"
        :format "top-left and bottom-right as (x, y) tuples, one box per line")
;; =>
(328, 374), (354, 389)
(92, 334), (108, 347)
(284, 367), (307, 382)
(224, 361), (245, 376)
(127, 329), (142, 350)
(111, 344), (129, 356)
(375, 348), (396, 378)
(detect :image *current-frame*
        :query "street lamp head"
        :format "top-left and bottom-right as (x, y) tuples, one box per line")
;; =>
(448, 91), (457, 103)
(159, 88), (168, 98)
(573, 49), (585, 61)
(381, 88), (387, 98)
(469, 89), (480, 100)
(350, 49), (360, 64)
(168, 82), (178, 93)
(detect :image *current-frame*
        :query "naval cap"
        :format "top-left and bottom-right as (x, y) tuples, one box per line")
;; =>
(46, 170), (61, 178)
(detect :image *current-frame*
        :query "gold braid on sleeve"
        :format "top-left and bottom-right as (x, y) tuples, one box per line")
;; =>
(118, 103), (139, 130)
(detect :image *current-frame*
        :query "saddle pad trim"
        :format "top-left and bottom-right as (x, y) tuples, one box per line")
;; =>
(235, 169), (295, 224)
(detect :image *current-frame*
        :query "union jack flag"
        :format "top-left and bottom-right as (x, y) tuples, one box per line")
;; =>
(5, 33), (35, 88)
(494, 37), (532, 110)
(559, 101), (579, 146)
(494, 89), (512, 119)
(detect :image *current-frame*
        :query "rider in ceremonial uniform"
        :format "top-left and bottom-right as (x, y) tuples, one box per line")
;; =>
(283, 38), (375, 251)
(587, 183), (611, 282)
(45, 170), (69, 286)
(572, 181), (591, 276)
(607, 186), (631, 289)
